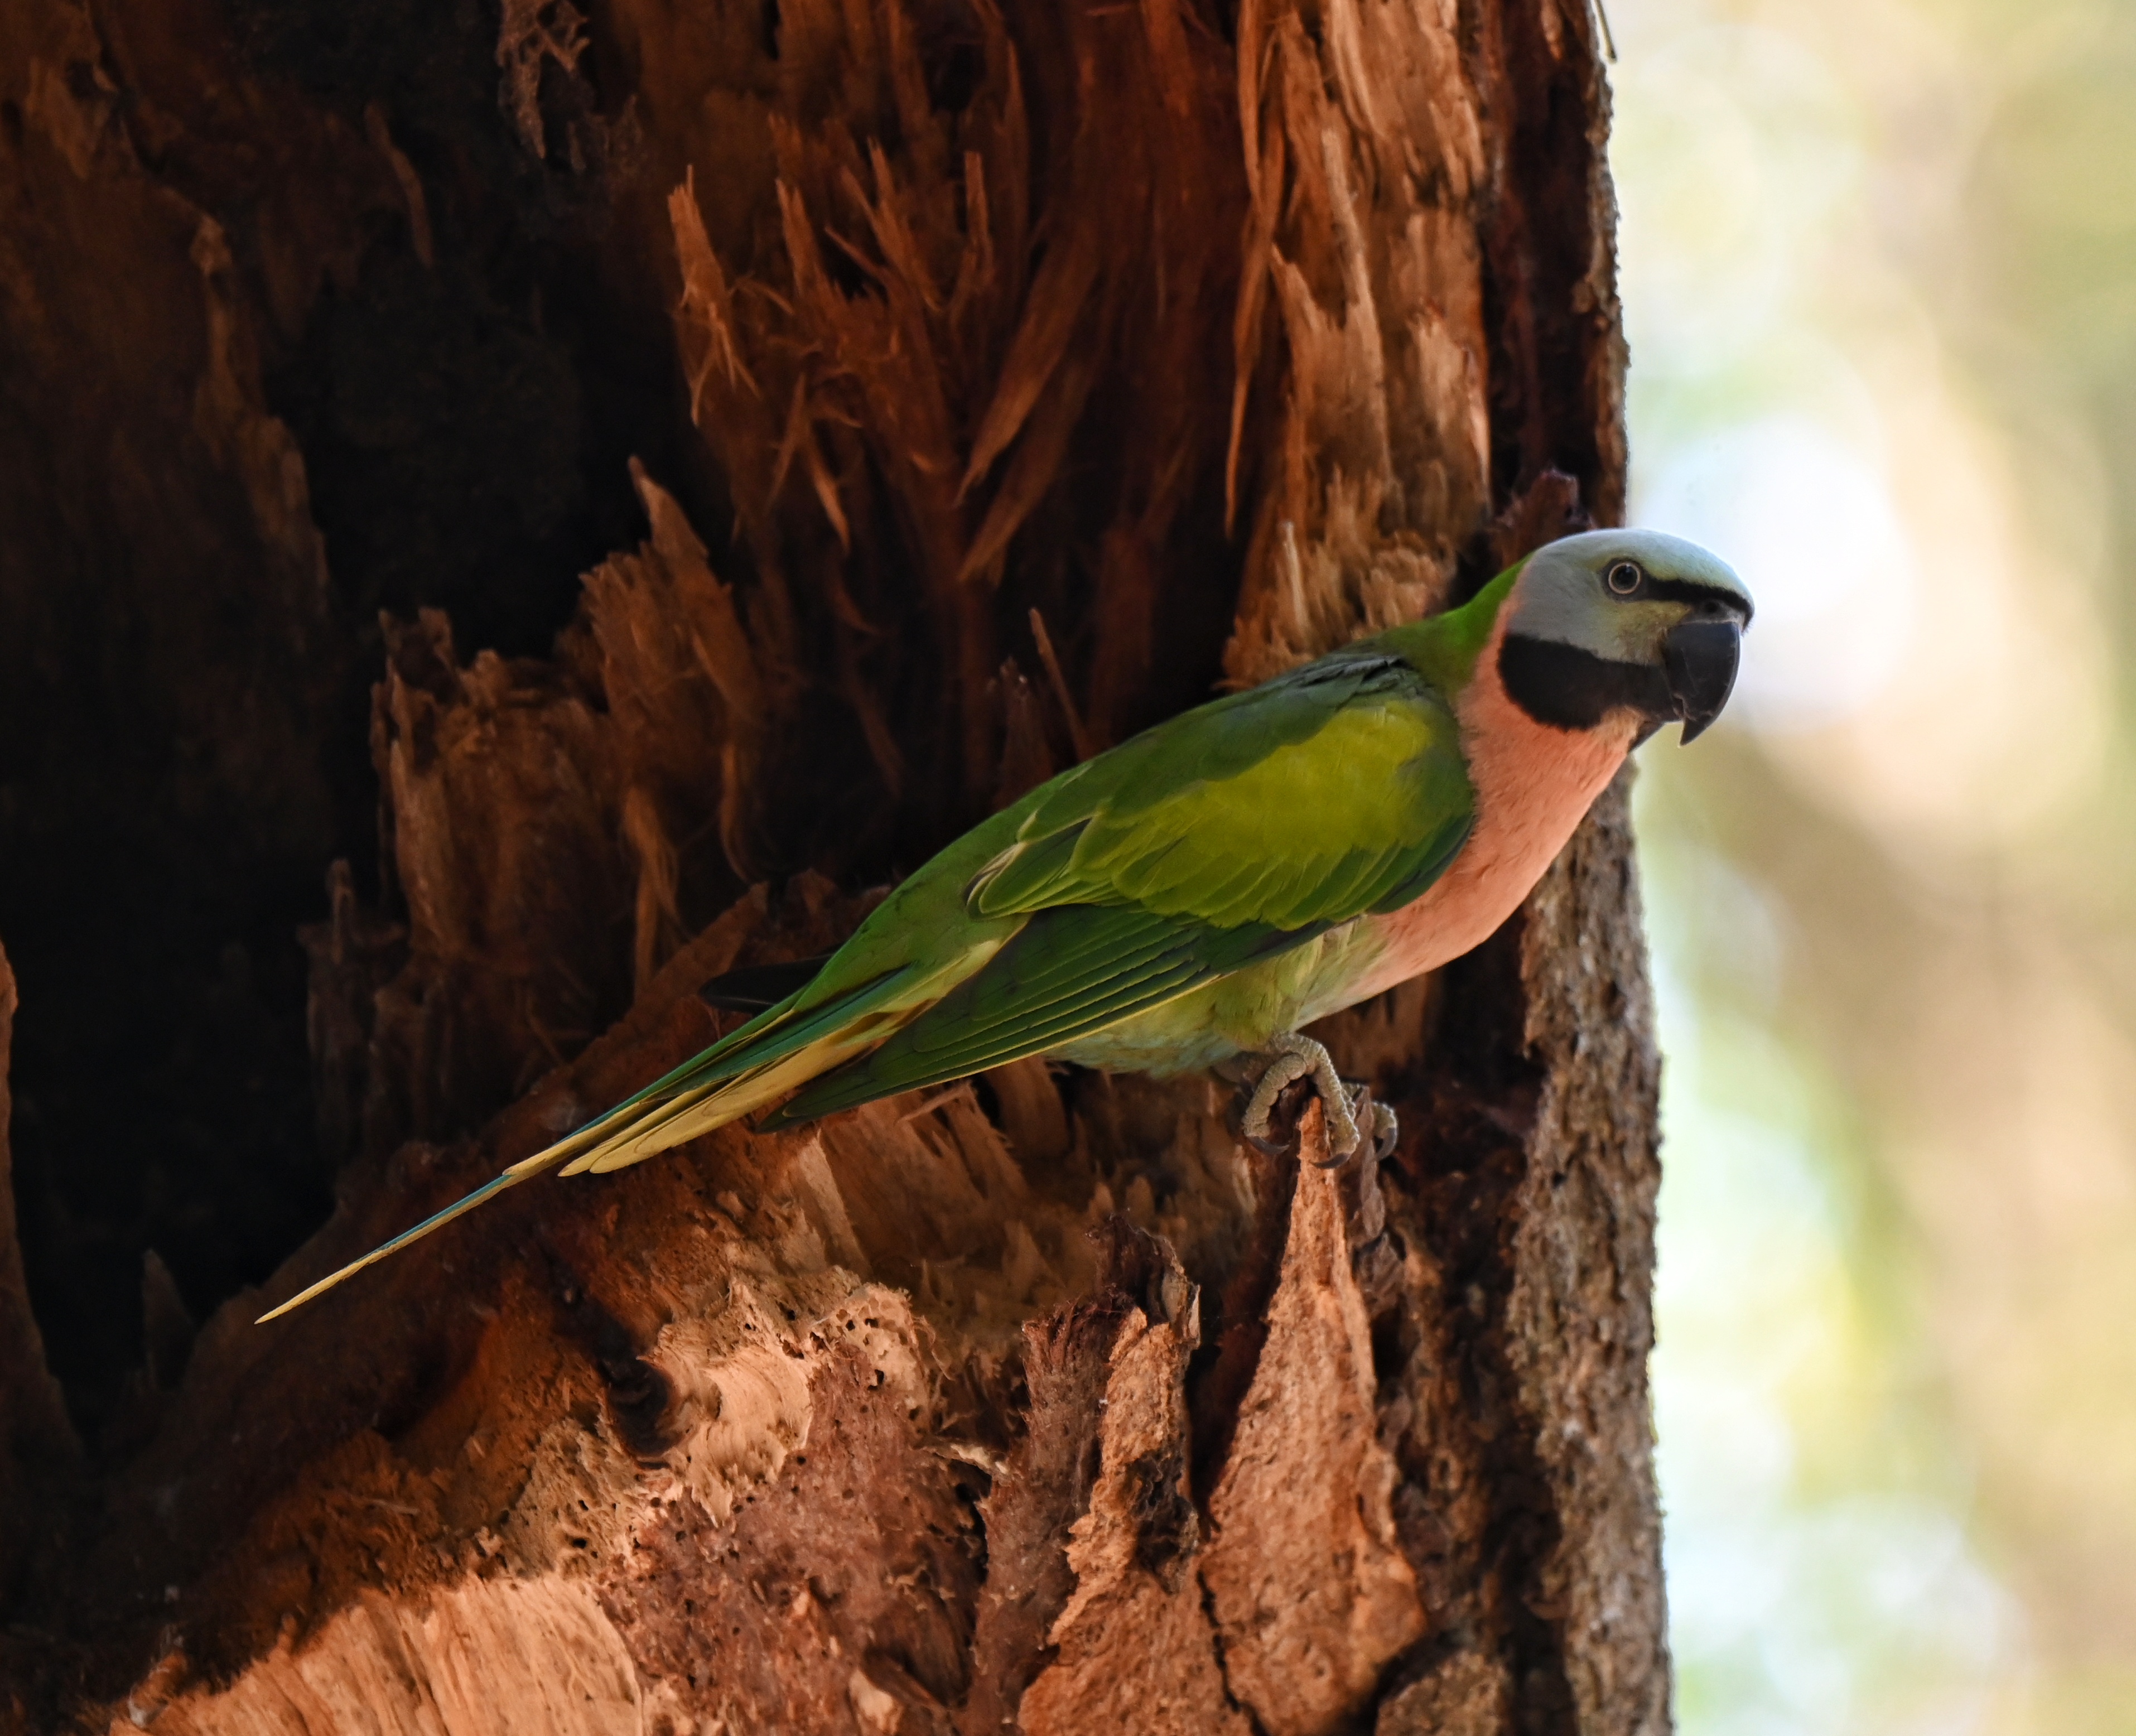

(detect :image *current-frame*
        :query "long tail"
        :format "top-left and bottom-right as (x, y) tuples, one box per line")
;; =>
(254, 959), (948, 1322)
(255, 1164), (541, 1322)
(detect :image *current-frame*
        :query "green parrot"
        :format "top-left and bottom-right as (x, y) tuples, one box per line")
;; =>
(261, 528), (1749, 1321)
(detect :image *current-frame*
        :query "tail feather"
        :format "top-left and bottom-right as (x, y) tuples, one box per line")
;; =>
(576, 1024), (891, 1175)
(253, 1076), (747, 1323)
(254, 951), (988, 1323)
(557, 965), (967, 1176)
(254, 1160), (555, 1322)
(558, 1079), (727, 1175)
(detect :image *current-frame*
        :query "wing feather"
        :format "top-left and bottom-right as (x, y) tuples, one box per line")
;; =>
(762, 906), (1299, 1125)
(967, 653), (1473, 934)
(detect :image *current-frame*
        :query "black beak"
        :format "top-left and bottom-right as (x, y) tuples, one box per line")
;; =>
(1662, 618), (1742, 744)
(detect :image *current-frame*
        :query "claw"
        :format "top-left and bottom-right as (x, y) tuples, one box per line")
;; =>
(1240, 1032), (1364, 1163)
(1364, 1094), (1399, 1165)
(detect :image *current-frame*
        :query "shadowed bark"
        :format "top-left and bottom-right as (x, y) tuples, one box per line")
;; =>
(0, 0), (1667, 1729)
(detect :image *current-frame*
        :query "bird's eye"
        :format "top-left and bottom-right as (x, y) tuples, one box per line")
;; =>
(1605, 561), (1643, 596)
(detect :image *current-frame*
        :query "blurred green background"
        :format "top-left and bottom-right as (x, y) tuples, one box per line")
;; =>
(1612, 0), (2136, 1728)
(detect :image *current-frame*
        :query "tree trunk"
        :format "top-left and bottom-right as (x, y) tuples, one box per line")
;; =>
(0, 0), (1664, 1730)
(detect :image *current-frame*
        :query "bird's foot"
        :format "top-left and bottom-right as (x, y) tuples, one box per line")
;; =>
(1240, 1033), (1395, 1166)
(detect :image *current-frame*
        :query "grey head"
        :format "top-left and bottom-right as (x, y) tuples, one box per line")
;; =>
(1499, 528), (1754, 743)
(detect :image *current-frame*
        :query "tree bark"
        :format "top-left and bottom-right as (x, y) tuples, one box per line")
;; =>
(0, 0), (1665, 1730)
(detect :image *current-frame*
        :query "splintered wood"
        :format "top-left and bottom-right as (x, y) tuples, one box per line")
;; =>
(129, 1103), (1421, 1736)
(1201, 1110), (1426, 1735)
(1224, 0), (1493, 687)
(655, 0), (1248, 788)
(1019, 1108), (1425, 1736)
(0, 0), (1665, 1729)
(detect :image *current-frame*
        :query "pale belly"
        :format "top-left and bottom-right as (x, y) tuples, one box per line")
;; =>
(1047, 638), (1637, 1074)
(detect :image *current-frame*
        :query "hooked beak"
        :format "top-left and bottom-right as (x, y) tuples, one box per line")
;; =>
(1663, 618), (1742, 744)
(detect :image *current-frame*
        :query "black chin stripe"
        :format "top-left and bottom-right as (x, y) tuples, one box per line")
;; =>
(1498, 634), (1671, 732)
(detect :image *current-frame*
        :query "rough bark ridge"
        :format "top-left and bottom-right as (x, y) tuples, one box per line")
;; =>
(0, 0), (1665, 1730)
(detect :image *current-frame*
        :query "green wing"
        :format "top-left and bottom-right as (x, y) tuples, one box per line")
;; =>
(764, 648), (1473, 1123)
(972, 651), (1473, 927)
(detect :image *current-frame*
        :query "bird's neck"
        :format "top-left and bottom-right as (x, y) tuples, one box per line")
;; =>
(1373, 566), (1522, 702)
(1449, 603), (1637, 879)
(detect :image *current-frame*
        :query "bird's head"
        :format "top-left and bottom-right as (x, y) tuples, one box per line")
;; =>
(1498, 529), (1754, 744)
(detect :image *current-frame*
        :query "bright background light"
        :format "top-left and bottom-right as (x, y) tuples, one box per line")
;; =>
(1613, 0), (2136, 1728)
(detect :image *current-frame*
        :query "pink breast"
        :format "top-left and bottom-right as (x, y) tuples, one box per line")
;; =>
(1343, 618), (1635, 1003)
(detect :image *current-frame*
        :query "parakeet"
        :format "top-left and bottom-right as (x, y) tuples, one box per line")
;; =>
(261, 528), (1749, 1320)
